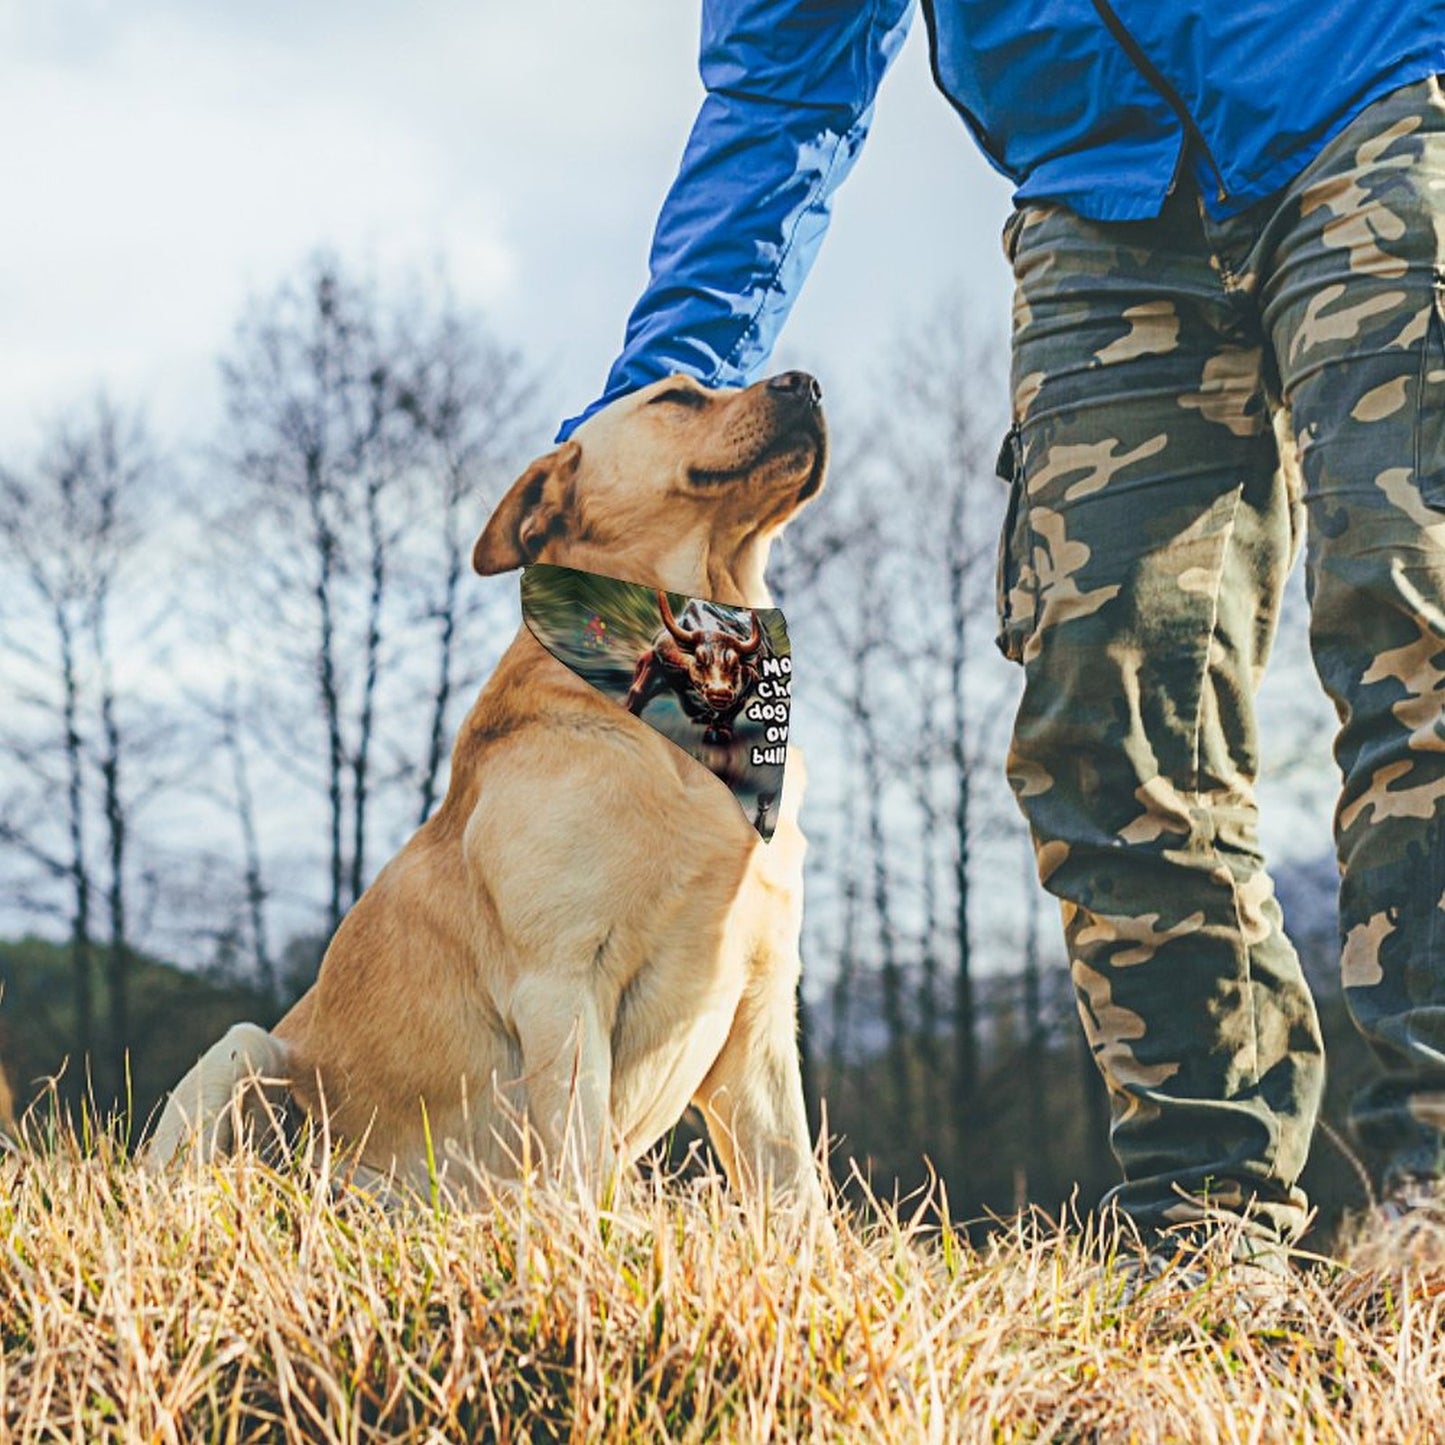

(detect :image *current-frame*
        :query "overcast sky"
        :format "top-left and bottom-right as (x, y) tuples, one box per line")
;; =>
(0, 0), (1016, 447)
(0, 0), (1340, 902)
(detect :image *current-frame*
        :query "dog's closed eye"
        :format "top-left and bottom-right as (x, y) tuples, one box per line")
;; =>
(649, 386), (706, 409)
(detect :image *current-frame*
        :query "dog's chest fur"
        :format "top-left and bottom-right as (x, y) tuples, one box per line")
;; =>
(463, 682), (805, 1159)
(604, 806), (804, 1155)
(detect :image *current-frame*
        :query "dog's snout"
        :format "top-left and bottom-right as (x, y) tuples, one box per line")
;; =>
(767, 371), (822, 407)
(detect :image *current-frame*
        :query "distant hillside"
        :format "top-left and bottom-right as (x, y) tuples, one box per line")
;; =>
(0, 936), (278, 1142)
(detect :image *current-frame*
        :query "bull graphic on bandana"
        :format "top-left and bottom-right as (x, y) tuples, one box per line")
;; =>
(625, 592), (766, 743)
(518, 564), (791, 839)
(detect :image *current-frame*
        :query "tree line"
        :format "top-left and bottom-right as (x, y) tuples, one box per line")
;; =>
(0, 258), (538, 1109)
(0, 256), (1369, 1233)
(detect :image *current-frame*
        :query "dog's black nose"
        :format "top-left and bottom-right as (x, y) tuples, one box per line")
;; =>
(767, 371), (822, 406)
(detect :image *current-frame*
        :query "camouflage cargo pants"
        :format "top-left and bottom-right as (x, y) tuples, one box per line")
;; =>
(1001, 75), (1445, 1241)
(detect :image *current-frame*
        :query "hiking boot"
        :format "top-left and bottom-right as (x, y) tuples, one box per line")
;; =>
(1108, 1247), (1208, 1308)
(1093, 1225), (1297, 1324)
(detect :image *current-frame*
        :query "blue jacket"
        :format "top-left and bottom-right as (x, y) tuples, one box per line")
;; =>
(559, 0), (1445, 438)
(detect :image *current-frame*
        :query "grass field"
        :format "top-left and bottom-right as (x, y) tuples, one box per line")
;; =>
(2, 1125), (1443, 1443)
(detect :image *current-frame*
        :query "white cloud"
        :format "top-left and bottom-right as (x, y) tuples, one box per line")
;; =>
(0, 2), (1014, 444)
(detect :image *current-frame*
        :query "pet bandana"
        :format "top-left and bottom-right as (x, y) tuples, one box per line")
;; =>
(520, 563), (792, 841)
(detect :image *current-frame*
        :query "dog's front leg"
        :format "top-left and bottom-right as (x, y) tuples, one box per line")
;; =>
(693, 974), (824, 1219)
(509, 977), (616, 1197)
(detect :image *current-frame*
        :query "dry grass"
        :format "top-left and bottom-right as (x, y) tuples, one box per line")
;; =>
(2, 1122), (1444, 1444)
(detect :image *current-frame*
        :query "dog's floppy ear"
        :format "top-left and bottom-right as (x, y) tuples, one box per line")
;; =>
(472, 442), (582, 575)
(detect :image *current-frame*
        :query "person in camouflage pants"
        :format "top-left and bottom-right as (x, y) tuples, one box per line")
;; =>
(999, 75), (1445, 1246)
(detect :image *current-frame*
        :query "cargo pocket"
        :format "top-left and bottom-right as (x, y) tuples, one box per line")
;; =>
(1415, 270), (1445, 507)
(994, 425), (1037, 664)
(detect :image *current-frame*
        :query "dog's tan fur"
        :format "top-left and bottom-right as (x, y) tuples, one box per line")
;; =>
(148, 373), (827, 1209)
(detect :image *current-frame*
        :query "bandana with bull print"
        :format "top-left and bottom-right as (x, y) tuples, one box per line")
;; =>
(519, 563), (792, 841)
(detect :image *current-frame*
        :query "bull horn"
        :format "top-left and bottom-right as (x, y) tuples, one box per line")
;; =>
(736, 612), (763, 656)
(657, 590), (701, 647)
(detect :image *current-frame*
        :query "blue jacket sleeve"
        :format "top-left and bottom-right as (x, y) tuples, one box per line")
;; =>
(557, 0), (915, 440)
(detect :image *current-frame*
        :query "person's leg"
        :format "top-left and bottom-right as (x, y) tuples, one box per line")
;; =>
(1263, 76), (1445, 1187)
(1003, 193), (1325, 1243)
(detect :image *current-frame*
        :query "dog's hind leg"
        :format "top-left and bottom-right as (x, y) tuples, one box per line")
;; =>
(144, 1023), (291, 1169)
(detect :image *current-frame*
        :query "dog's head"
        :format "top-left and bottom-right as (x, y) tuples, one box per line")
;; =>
(472, 371), (826, 604)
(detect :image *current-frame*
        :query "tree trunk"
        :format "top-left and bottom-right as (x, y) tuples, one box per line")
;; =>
(350, 471), (387, 905)
(913, 685), (943, 1131)
(305, 454), (347, 936)
(946, 489), (977, 1109)
(1021, 830), (1049, 1193)
(827, 777), (862, 1083)
(57, 606), (93, 1103)
(222, 687), (275, 1002)
(854, 655), (911, 1141)
(417, 502), (463, 827)
(93, 594), (129, 1104)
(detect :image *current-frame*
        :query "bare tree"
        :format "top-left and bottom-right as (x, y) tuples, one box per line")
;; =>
(777, 309), (1038, 1187)
(394, 302), (539, 825)
(911, 677), (947, 1124)
(210, 255), (540, 960)
(785, 452), (918, 1137)
(77, 410), (154, 1095)
(824, 747), (864, 1080)
(849, 565), (913, 1137)
(0, 398), (159, 1099)
(219, 680), (276, 1001)
(217, 261), (403, 931)
(876, 323), (1006, 1110)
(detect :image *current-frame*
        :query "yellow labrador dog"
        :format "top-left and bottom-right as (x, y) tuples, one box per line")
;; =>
(148, 370), (827, 1211)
